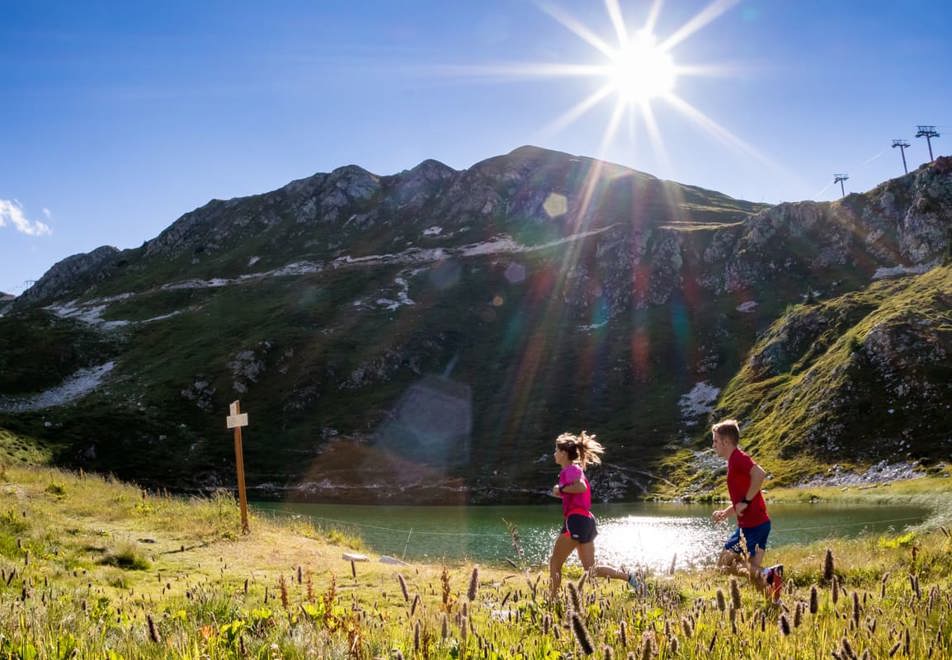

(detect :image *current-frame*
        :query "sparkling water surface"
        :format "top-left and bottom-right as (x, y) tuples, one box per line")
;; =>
(253, 501), (928, 571)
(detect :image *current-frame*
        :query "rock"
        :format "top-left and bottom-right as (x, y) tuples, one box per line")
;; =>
(15, 246), (120, 307)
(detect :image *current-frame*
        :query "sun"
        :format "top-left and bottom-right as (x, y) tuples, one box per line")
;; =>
(438, 1), (767, 175)
(604, 31), (676, 104)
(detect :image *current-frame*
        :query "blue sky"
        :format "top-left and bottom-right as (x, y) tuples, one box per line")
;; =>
(2, 0), (950, 294)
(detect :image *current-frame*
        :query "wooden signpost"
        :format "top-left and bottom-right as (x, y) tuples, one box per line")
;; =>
(226, 400), (250, 534)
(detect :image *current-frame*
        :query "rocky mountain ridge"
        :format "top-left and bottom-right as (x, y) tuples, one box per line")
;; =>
(2, 147), (950, 501)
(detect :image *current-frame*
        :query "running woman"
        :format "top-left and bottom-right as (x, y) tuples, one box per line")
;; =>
(548, 431), (640, 600)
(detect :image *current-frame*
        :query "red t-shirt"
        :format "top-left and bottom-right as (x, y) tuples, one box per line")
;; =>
(727, 448), (769, 528)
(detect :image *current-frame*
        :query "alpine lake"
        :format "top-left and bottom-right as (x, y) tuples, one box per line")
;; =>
(253, 500), (929, 570)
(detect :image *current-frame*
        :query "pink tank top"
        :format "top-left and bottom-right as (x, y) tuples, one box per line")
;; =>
(559, 464), (591, 518)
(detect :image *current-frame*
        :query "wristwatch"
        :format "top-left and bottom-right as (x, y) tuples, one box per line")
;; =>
(740, 497), (751, 504)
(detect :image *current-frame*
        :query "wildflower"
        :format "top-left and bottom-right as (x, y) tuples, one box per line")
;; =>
(810, 585), (819, 614)
(716, 589), (726, 612)
(397, 574), (409, 602)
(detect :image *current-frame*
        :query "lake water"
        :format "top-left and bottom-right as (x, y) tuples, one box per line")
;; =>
(253, 501), (929, 570)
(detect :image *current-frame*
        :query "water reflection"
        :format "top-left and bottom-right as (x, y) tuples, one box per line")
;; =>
(253, 501), (928, 571)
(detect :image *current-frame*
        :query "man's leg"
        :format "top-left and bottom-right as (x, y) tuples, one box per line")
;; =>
(718, 546), (748, 576)
(747, 546), (766, 589)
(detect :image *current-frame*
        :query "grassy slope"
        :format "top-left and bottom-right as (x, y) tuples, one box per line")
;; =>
(659, 265), (952, 495)
(2, 431), (952, 658)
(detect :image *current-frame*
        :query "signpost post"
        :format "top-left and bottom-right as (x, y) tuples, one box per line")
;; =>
(226, 400), (250, 534)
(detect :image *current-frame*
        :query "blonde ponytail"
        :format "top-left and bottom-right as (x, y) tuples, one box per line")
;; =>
(555, 430), (605, 469)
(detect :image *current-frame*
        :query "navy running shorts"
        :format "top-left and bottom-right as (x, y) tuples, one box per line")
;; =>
(561, 514), (598, 543)
(724, 519), (771, 556)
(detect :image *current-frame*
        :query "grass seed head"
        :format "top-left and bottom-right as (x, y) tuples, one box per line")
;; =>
(467, 566), (479, 601)
(571, 612), (595, 655)
(824, 549), (835, 583)
(730, 578), (742, 609)
(568, 581), (582, 613)
(779, 613), (791, 636)
(641, 634), (653, 660)
(397, 574), (409, 602)
(147, 614), (160, 643)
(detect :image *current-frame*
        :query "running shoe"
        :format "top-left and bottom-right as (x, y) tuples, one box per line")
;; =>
(627, 571), (645, 596)
(765, 564), (784, 603)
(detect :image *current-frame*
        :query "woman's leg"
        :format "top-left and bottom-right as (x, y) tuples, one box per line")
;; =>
(576, 542), (628, 580)
(549, 533), (578, 599)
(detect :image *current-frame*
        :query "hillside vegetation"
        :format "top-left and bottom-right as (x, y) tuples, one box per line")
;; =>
(0, 149), (949, 500)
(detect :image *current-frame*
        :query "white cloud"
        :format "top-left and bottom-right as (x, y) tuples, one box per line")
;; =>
(42, 208), (52, 219)
(0, 199), (53, 236)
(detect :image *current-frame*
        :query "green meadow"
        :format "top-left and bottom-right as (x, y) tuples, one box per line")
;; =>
(2, 430), (951, 658)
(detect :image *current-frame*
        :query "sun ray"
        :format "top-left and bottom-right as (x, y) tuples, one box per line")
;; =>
(423, 62), (607, 81)
(537, 3), (616, 58)
(674, 62), (751, 78)
(661, 92), (773, 167)
(658, 0), (740, 52)
(538, 83), (616, 138)
(604, 0), (629, 47)
(643, 0), (664, 34)
(598, 96), (628, 157)
(639, 100), (672, 175)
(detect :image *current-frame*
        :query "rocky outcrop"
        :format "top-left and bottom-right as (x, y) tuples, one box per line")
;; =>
(0, 292), (13, 316)
(14, 246), (120, 307)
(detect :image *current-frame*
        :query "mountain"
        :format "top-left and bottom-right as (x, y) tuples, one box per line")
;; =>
(0, 292), (14, 317)
(1, 147), (949, 502)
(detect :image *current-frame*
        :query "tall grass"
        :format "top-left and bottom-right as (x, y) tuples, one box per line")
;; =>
(1, 461), (951, 658)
